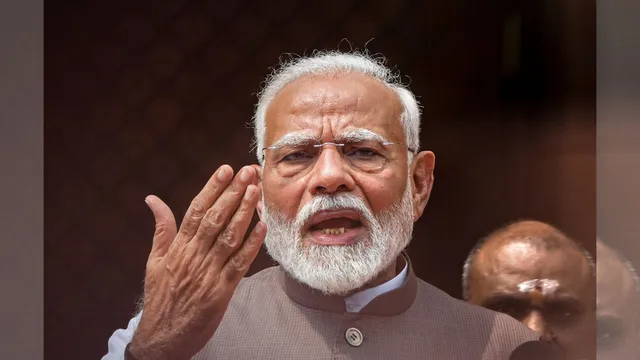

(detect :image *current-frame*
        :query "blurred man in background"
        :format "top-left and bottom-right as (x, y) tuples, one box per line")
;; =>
(596, 238), (640, 360)
(463, 220), (596, 359)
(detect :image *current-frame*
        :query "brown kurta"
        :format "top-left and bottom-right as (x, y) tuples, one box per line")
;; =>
(191, 254), (538, 359)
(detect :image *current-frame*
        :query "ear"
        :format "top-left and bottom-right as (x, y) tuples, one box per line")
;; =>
(250, 164), (264, 221)
(409, 150), (435, 221)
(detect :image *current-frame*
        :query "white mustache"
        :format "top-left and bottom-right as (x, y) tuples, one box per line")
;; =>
(295, 193), (375, 230)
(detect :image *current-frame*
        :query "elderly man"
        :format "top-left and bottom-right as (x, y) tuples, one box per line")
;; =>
(596, 238), (640, 360)
(103, 51), (539, 360)
(463, 220), (596, 360)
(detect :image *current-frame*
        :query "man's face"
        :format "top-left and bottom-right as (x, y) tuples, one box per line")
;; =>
(596, 241), (640, 360)
(258, 72), (434, 295)
(469, 242), (596, 360)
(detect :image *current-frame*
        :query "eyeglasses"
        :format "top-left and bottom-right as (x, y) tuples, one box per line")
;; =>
(262, 139), (414, 178)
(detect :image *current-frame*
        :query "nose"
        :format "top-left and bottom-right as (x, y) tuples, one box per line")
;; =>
(307, 145), (355, 195)
(523, 311), (554, 342)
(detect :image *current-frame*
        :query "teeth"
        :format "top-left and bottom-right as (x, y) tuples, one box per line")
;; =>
(320, 227), (346, 235)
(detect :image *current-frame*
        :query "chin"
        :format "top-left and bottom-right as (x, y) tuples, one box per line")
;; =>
(265, 235), (394, 296)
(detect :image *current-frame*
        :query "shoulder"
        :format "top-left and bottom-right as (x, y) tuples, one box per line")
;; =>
(228, 265), (282, 304)
(238, 265), (280, 288)
(216, 266), (285, 331)
(413, 280), (538, 355)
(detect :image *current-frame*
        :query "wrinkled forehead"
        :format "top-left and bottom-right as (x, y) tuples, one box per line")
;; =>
(264, 73), (404, 146)
(476, 242), (592, 294)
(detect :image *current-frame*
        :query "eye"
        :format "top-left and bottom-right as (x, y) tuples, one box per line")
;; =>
(544, 302), (583, 325)
(347, 147), (379, 158)
(487, 302), (530, 321)
(282, 151), (312, 162)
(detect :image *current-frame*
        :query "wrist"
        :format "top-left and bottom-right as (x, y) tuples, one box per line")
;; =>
(127, 337), (189, 360)
(126, 339), (170, 360)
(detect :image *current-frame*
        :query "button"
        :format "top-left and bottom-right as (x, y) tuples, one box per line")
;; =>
(345, 327), (363, 347)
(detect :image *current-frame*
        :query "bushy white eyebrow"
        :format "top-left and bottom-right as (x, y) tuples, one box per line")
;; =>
(266, 131), (318, 149)
(335, 128), (388, 143)
(266, 128), (391, 152)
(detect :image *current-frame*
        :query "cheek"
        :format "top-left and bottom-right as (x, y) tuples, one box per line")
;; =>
(262, 175), (306, 217)
(358, 171), (407, 213)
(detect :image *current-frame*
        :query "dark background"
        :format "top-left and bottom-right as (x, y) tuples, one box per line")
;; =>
(46, 0), (596, 358)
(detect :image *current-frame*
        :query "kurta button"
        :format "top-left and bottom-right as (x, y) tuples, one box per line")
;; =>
(345, 327), (363, 347)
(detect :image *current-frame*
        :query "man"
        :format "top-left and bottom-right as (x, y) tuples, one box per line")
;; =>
(463, 220), (596, 360)
(596, 238), (640, 360)
(103, 51), (538, 360)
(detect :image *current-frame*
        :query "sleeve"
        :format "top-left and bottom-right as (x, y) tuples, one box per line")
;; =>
(101, 311), (143, 360)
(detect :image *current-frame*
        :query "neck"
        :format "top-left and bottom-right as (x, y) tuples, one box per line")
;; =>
(343, 258), (400, 297)
(368, 259), (399, 288)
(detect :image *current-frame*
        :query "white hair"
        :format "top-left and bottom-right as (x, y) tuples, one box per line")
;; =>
(252, 50), (422, 164)
(262, 175), (414, 295)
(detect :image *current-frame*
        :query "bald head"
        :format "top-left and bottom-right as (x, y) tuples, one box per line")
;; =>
(463, 220), (595, 360)
(477, 220), (586, 254)
(463, 221), (593, 300)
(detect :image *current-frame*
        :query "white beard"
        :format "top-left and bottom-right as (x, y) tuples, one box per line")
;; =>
(262, 177), (415, 295)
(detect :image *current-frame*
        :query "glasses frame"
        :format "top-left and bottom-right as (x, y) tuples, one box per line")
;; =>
(260, 139), (418, 174)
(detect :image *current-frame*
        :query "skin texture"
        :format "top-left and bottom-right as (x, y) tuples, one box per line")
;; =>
(467, 221), (596, 360)
(129, 165), (267, 360)
(256, 72), (435, 288)
(129, 71), (435, 359)
(596, 239), (640, 360)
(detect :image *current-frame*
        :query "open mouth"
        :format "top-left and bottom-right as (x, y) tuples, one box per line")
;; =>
(304, 209), (365, 245)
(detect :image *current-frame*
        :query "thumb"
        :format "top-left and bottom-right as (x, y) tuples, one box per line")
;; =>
(145, 195), (177, 260)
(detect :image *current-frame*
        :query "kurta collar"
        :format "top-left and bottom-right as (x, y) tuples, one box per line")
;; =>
(279, 251), (418, 316)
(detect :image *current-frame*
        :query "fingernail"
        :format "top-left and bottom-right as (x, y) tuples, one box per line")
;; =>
(240, 167), (253, 182)
(217, 165), (230, 180)
(244, 185), (255, 200)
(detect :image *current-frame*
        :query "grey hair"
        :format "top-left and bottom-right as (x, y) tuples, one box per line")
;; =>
(251, 50), (422, 164)
(461, 221), (596, 301)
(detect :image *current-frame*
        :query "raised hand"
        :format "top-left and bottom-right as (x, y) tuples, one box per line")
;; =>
(128, 165), (266, 360)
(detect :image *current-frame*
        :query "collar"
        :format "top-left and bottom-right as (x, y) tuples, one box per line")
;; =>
(279, 251), (418, 316)
(345, 260), (408, 312)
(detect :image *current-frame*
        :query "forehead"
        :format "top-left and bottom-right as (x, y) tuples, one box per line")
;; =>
(475, 242), (591, 295)
(264, 72), (404, 143)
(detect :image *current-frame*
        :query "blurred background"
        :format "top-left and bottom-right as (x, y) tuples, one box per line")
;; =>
(46, 0), (597, 358)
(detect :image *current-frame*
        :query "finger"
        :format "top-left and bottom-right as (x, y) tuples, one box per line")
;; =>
(250, 164), (262, 185)
(179, 165), (234, 240)
(145, 195), (177, 261)
(248, 164), (263, 216)
(221, 220), (267, 284)
(205, 184), (261, 269)
(190, 166), (256, 251)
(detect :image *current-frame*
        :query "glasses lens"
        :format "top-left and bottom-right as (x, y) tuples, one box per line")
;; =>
(267, 140), (390, 176)
(343, 141), (388, 172)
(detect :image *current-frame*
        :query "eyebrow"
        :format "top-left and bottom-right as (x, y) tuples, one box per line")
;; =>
(481, 293), (531, 307)
(267, 128), (390, 149)
(335, 128), (388, 143)
(543, 294), (584, 307)
(482, 292), (584, 309)
(267, 131), (318, 149)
